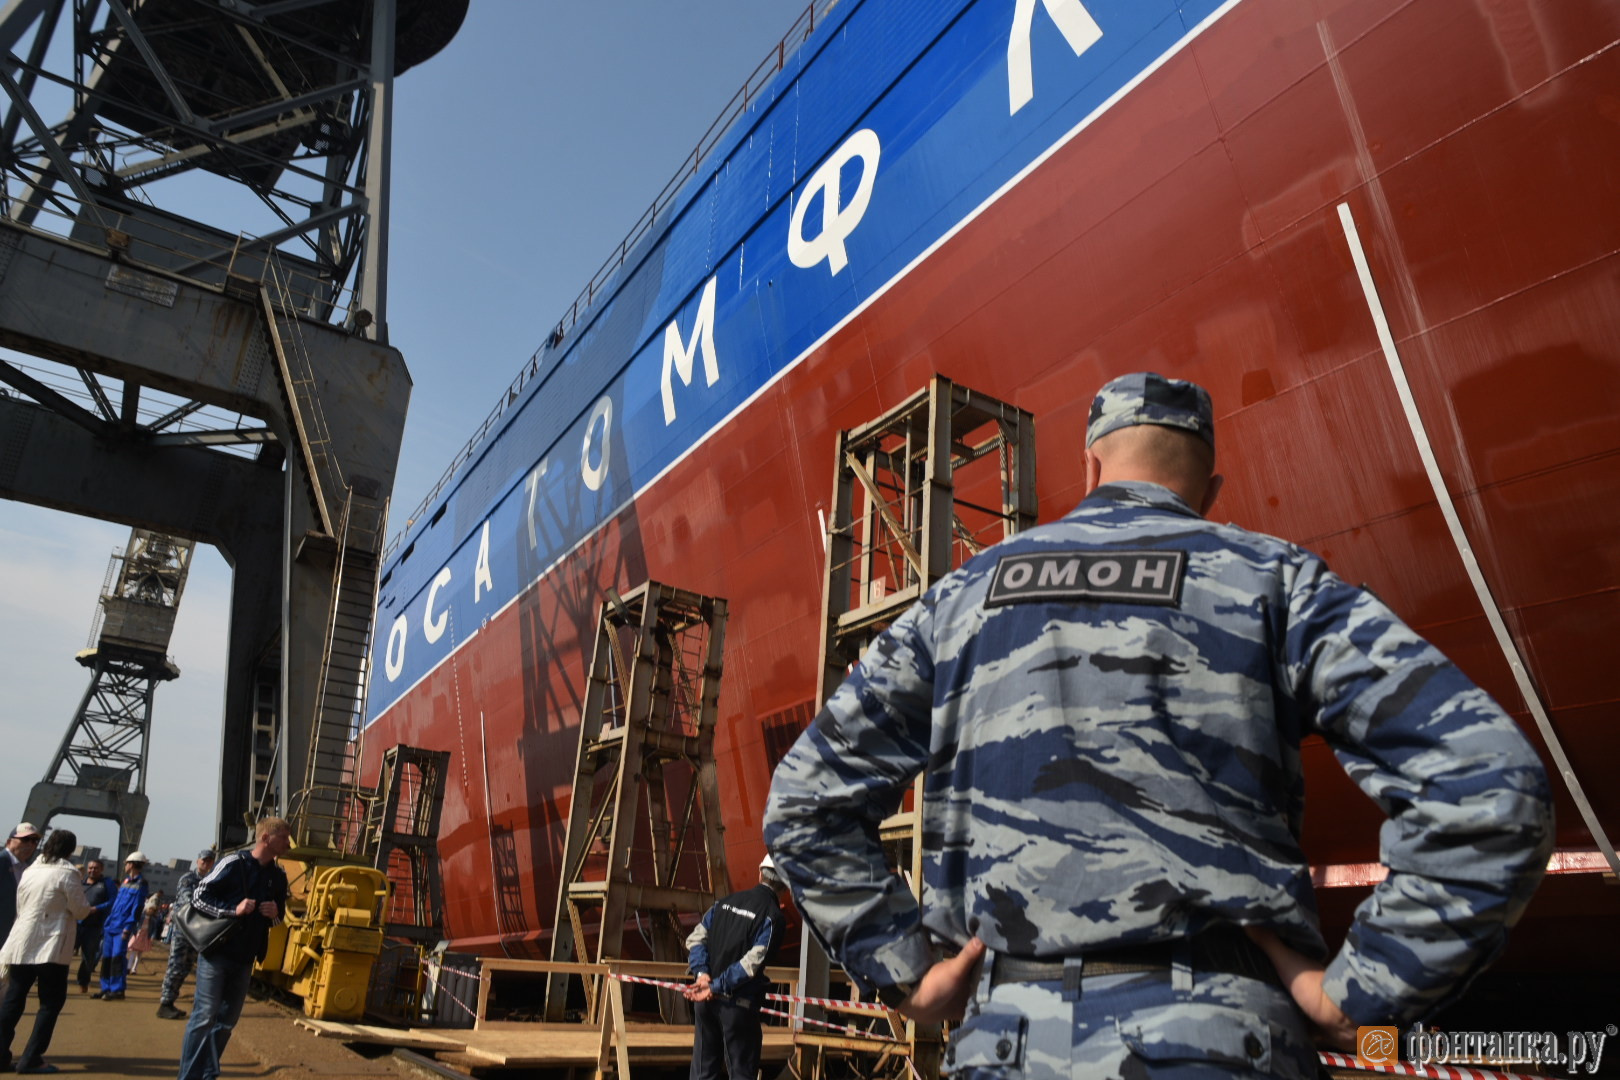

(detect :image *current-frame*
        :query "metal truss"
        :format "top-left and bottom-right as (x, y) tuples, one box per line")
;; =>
(0, 0), (463, 448)
(44, 650), (170, 794)
(0, 0), (464, 332)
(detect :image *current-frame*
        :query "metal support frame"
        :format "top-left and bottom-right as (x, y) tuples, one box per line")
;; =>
(797, 377), (1037, 1080)
(365, 745), (450, 945)
(544, 581), (730, 1027)
(0, 0), (463, 336)
(0, 222), (408, 850)
(0, 0), (453, 850)
(22, 528), (193, 862)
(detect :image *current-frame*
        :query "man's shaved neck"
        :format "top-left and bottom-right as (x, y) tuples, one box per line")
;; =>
(1084, 426), (1222, 516)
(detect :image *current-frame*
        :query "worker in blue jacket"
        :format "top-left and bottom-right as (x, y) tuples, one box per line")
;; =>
(95, 853), (148, 1000)
(684, 856), (789, 1080)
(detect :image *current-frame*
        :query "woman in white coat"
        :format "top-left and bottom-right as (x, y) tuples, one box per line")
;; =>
(0, 828), (90, 1075)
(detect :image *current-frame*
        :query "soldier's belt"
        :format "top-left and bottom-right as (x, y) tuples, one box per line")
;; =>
(990, 930), (1282, 990)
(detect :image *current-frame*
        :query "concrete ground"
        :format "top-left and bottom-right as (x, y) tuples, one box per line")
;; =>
(7, 944), (418, 1079)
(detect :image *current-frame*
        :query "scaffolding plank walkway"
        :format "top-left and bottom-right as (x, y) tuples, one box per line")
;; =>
(295, 1019), (469, 1051)
(296, 1017), (795, 1070)
(449, 1026), (795, 1069)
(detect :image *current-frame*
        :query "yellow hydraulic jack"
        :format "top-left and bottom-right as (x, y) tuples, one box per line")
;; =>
(259, 864), (392, 1020)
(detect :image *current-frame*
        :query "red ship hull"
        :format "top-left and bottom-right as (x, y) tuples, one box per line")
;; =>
(364, 0), (1620, 972)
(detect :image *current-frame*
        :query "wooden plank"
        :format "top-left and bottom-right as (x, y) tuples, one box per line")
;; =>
(473, 957), (494, 1029)
(294, 1018), (468, 1051)
(451, 1028), (795, 1068)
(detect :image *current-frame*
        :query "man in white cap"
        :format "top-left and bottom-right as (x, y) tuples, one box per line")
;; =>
(1, 824), (42, 952)
(95, 851), (149, 1000)
(683, 855), (789, 1080)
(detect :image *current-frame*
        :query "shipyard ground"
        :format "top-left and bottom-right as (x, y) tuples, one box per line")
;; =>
(12, 943), (420, 1079)
(16, 943), (1588, 1078)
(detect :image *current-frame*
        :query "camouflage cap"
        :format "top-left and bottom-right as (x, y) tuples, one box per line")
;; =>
(1086, 371), (1215, 449)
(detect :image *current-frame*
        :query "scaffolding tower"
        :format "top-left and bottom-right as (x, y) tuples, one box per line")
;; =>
(22, 528), (194, 862)
(545, 582), (730, 1025)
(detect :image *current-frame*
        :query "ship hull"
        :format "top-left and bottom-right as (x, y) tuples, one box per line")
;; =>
(364, 0), (1620, 968)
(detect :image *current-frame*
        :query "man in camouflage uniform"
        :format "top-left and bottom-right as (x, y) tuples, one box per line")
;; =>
(157, 849), (214, 1020)
(764, 372), (1553, 1079)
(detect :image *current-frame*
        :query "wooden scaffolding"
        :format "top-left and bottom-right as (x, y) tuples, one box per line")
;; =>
(545, 582), (731, 1027)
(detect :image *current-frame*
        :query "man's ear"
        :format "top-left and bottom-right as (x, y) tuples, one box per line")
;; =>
(1083, 448), (1102, 495)
(1200, 473), (1225, 517)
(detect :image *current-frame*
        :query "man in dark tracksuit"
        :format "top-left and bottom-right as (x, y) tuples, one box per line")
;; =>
(76, 860), (111, 994)
(685, 858), (788, 1080)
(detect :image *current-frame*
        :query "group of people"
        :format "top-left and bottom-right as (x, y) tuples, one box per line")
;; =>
(75, 847), (217, 1011)
(688, 373), (1554, 1080)
(0, 817), (290, 1080)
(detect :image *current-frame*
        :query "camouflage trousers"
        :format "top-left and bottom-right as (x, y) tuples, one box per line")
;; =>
(945, 956), (1318, 1080)
(161, 938), (197, 1005)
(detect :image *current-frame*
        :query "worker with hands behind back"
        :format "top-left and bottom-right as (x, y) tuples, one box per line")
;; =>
(684, 856), (788, 1080)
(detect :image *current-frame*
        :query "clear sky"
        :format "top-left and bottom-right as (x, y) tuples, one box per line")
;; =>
(0, 1), (810, 864)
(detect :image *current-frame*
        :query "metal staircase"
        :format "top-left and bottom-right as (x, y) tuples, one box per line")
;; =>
(261, 263), (347, 536)
(544, 582), (730, 1023)
(295, 490), (387, 848)
(251, 255), (389, 846)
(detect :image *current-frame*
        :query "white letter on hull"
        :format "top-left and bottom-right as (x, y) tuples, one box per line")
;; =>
(525, 457), (549, 550)
(474, 520), (494, 603)
(662, 276), (721, 425)
(385, 614), (407, 681)
(424, 566), (452, 644)
(1008, 0), (1102, 115)
(581, 395), (614, 492)
(789, 128), (881, 276)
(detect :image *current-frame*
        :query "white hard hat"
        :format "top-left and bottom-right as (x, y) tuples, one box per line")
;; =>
(759, 853), (776, 872)
(125, 851), (148, 864)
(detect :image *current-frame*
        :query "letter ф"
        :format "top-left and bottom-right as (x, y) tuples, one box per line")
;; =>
(789, 129), (881, 276)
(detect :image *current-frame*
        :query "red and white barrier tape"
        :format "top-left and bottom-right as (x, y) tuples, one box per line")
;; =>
(419, 962), (482, 1021)
(767, 991), (889, 1014)
(606, 973), (904, 1043)
(758, 1004), (903, 1042)
(610, 971), (688, 992)
(1317, 1050), (1549, 1080)
(608, 972), (889, 1015)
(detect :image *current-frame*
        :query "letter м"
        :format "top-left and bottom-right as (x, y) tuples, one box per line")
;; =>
(662, 276), (720, 424)
(1038, 558), (1079, 587)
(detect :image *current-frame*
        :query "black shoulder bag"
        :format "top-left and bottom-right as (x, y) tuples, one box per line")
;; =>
(172, 857), (242, 953)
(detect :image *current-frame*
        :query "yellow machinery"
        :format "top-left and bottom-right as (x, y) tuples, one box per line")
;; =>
(259, 863), (392, 1020)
